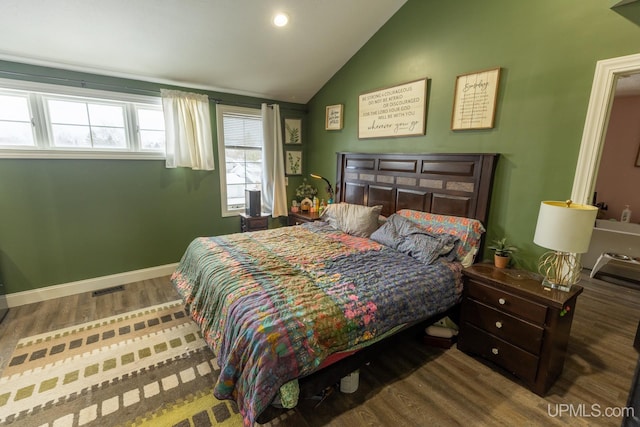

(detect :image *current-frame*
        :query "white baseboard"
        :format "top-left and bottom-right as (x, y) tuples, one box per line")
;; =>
(5, 263), (179, 308)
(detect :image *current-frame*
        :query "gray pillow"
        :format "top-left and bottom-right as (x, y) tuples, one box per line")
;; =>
(369, 217), (400, 247)
(321, 203), (383, 237)
(370, 214), (459, 265)
(396, 233), (455, 265)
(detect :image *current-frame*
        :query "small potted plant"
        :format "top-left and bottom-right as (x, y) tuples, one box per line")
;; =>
(488, 237), (517, 268)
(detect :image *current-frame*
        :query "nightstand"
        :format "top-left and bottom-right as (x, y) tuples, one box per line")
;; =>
(288, 210), (322, 226)
(457, 263), (583, 396)
(240, 213), (269, 232)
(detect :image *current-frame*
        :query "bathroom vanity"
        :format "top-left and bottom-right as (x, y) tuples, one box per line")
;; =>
(583, 220), (640, 282)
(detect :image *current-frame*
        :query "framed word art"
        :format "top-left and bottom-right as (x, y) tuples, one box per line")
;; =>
(358, 78), (427, 139)
(325, 104), (343, 130)
(451, 67), (501, 130)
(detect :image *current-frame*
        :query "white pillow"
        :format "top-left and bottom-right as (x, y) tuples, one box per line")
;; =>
(321, 203), (383, 237)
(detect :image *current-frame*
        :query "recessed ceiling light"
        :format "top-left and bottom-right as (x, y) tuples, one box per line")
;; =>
(273, 12), (289, 27)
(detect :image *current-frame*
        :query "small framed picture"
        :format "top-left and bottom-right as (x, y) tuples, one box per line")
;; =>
(285, 150), (302, 175)
(636, 142), (640, 167)
(325, 104), (344, 130)
(284, 118), (302, 144)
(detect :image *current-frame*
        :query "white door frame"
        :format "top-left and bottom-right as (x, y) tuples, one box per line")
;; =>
(572, 52), (640, 204)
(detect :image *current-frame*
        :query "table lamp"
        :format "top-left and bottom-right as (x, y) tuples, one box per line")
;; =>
(533, 200), (598, 291)
(310, 173), (334, 203)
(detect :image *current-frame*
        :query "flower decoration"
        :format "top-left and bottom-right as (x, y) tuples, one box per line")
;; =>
(295, 179), (318, 201)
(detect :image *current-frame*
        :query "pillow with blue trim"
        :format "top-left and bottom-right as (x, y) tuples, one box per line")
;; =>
(396, 209), (486, 267)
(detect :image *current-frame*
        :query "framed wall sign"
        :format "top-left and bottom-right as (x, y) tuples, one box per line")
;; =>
(358, 78), (427, 139)
(451, 67), (501, 130)
(285, 150), (302, 175)
(284, 118), (302, 144)
(325, 104), (343, 130)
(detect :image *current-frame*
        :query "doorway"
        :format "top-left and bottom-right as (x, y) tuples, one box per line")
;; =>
(572, 52), (640, 203)
(572, 52), (640, 282)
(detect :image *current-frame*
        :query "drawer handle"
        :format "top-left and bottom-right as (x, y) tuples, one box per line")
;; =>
(495, 321), (503, 329)
(498, 298), (506, 305)
(491, 347), (499, 355)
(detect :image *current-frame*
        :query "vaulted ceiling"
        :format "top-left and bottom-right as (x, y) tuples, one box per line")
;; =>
(0, 0), (407, 103)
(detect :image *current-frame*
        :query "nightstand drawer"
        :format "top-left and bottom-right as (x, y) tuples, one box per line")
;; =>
(247, 217), (268, 229)
(463, 299), (544, 355)
(459, 323), (539, 384)
(240, 214), (269, 232)
(288, 211), (321, 225)
(466, 279), (548, 325)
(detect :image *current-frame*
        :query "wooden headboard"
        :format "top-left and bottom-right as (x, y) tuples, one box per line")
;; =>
(336, 152), (498, 224)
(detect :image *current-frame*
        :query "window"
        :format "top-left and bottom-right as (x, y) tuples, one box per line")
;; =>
(46, 97), (127, 149)
(136, 106), (166, 151)
(0, 92), (35, 147)
(0, 78), (165, 159)
(216, 104), (263, 216)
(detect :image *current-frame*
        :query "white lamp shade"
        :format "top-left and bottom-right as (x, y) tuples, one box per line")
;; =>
(533, 201), (598, 253)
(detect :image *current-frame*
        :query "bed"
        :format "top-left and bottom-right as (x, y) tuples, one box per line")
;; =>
(171, 152), (498, 426)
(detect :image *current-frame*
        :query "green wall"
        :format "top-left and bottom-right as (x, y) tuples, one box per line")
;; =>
(306, 0), (640, 270)
(3, 0), (640, 293)
(0, 61), (305, 294)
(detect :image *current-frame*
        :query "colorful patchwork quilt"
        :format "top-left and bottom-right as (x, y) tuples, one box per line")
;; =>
(171, 221), (463, 426)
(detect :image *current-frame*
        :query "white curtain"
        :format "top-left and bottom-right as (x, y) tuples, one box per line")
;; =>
(261, 103), (288, 217)
(161, 89), (214, 170)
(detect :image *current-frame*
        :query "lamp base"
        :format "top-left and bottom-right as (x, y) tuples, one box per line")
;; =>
(538, 250), (582, 293)
(541, 278), (572, 292)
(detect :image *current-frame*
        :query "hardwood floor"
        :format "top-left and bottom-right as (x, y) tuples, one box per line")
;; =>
(0, 274), (637, 426)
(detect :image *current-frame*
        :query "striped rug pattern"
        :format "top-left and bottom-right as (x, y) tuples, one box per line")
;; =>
(0, 300), (243, 427)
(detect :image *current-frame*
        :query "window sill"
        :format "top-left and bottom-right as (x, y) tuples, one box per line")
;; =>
(0, 149), (166, 161)
(221, 210), (272, 218)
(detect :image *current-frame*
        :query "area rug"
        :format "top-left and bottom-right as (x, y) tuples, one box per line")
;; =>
(0, 300), (243, 427)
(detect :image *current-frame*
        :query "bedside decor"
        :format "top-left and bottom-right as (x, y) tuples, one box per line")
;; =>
(325, 104), (344, 130)
(451, 67), (501, 130)
(358, 78), (427, 139)
(488, 237), (517, 268)
(533, 200), (598, 291)
(284, 118), (301, 144)
(310, 173), (334, 203)
(295, 178), (317, 201)
(300, 198), (313, 212)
